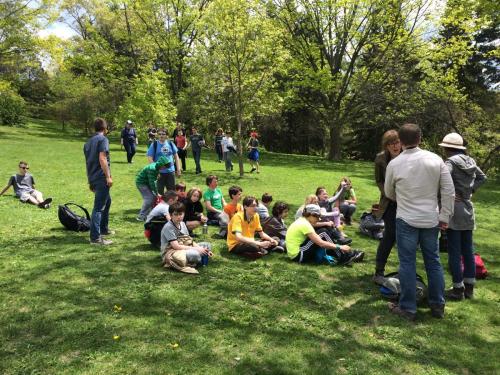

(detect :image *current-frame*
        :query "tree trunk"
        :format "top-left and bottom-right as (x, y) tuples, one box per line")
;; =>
(236, 115), (245, 177)
(327, 118), (342, 160)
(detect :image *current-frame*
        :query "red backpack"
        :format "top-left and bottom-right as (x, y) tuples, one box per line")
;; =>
(462, 253), (488, 279)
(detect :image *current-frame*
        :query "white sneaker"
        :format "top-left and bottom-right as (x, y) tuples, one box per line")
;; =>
(90, 237), (113, 246)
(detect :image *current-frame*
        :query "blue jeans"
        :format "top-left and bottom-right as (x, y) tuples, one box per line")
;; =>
(396, 218), (445, 313)
(90, 181), (111, 241)
(137, 184), (155, 219)
(124, 142), (136, 163)
(192, 149), (202, 173)
(447, 229), (475, 286)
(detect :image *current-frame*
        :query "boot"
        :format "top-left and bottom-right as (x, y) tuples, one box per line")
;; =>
(464, 283), (474, 299)
(429, 303), (445, 319)
(445, 286), (464, 301)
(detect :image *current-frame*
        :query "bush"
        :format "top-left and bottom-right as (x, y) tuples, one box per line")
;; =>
(0, 81), (26, 126)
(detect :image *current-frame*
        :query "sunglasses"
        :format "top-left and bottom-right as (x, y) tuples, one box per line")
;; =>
(19, 166), (29, 169)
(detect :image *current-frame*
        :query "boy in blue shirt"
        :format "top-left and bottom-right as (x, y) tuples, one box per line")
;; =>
(147, 127), (181, 194)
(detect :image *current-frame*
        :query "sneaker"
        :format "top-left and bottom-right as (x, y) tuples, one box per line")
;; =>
(429, 303), (445, 319)
(101, 229), (115, 236)
(90, 237), (113, 246)
(372, 274), (386, 286)
(136, 216), (145, 222)
(351, 250), (365, 262)
(336, 237), (352, 245)
(250, 168), (256, 173)
(337, 253), (355, 266)
(271, 245), (285, 253)
(388, 302), (416, 322)
(464, 283), (474, 299)
(38, 197), (52, 208)
(445, 286), (464, 301)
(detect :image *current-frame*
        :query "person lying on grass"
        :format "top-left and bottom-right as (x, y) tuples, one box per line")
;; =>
(161, 202), (213, 275)
(285, 204), (364, 266)
(227, 196), (284, 258)
(0, 160), (52, 209)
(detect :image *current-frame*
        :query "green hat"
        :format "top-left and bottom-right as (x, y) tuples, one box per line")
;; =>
(155, 156), (170, 169)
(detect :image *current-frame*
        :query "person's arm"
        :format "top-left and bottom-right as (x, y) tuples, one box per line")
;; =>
(120, 129), (124, 148)
(384, 164), (396, 201)
(146, 142), (155, 163)
(174, 154), (181, 176)
(0, 178), (13, 195)
(135, 130), (138, 145)
(221, 196), (227, 206)
(258, 230), (278, 246)
(99, 152), (112, 187)
(347, 189), (357, 204)
(205, 201), (221, 214)
(147, 168), (158, 195)
(307, 231), (350, 252)
(327, 183), (346, 204)
(374, 155), (386, 194)
(234, 231), (270, 248)
(472, 165), (487, 193)
(169, 239), (208, 254)
(438, 161), (455, 228)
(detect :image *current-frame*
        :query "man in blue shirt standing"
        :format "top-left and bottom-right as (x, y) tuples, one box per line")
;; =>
(84, 118), (113, 246)
(120, 120), (138, 163)
(147, 127), (181, 195)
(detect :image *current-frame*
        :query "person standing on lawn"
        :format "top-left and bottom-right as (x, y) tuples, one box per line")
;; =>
(372, 129), (401, 285)
(438, 133), (487, 300)
(221, 130), (235, 172)
(147, 128), (181, 195)
(174, 129), (188, 172)
(247, 132), (260, 173)
(385, 123), (454, 321)
(120, 120), (138, 163)
(0, 161), (52, 209)
(214, 128), (224, 163)
(83, 118), (113, 245)
(187, 126), (205, 174)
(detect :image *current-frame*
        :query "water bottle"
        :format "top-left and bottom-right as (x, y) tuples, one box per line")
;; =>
(202, 223), (208, 235)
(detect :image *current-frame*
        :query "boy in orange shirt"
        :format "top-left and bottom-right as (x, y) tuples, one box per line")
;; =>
(223, 185), (243, 219)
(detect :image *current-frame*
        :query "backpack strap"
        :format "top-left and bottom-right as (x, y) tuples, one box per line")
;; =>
(153, 140), (158, 156)
(65, 202), (90, 220)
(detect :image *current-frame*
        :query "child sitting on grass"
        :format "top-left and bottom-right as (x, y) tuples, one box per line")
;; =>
(262, 201), (289, 252)
(223, 185), (243, 219)
(256, 193), (273, 222)
(161, 202), (213, 274)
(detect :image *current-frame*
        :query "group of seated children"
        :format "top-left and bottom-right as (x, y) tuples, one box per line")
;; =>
(143, 173), (362, 274)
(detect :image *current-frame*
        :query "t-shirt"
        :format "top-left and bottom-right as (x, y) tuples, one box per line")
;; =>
(184, 200), (203, 222)
(249, 138), (259, 148)
(256, 203), (269, 220)
(83, 133), (110, 185)
(121, 127), (137, 143)
(342, 188), (356, 202)
(215, 134), (224, 146)
(190, 134), (205, 152)
(224, 202), (243, 219)
(146, 202), (170, 224)
(227, 211), (262, 251)
(147, 140), (178, 174)
(285, 217), (315, 259)
(175, 135), (186, 149)
(8, 174), (35, 197)
(203, 188), (224, 210)
(160, 220), (190, 258)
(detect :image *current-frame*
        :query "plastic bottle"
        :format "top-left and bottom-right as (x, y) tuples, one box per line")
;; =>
(202, 223), (208, 235)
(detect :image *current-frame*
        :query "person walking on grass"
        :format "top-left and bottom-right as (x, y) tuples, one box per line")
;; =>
(147, 128), (181, 194)
(214, 128), (224, 163)
(135, 156), (172, 222)
(221, 130), (236, 172)
(0, 161), (52, 209)
(174, 129), (188, 172)
(384, 123), (454, 321)
(84, 118), (113, 246)
(372, 129), (401, 285)
(187, 126), (205, 174)
(120, 120), (138, 164)
(247, 132), (260, 173)
(438, 133), (487, 301)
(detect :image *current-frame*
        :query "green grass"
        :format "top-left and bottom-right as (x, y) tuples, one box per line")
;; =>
(0, 119), (499, 375)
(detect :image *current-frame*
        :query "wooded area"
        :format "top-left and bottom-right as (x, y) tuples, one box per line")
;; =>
(1, 0), (498, 172)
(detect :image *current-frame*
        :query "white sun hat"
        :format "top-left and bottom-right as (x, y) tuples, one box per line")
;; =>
(438, 133), (466, 150)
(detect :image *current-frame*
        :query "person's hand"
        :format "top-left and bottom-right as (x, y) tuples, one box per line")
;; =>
(175, 170), (181, 177)
(339, 245), (351, 252)
(106, 176), (113, 187)
(207, 251), (214, 257)
(200, 215), (208, 223)
(196, 246), (209, 255)
(439, 221), (448, 230)
(270, 238), (278, 246)
(258, 240), (271, 249)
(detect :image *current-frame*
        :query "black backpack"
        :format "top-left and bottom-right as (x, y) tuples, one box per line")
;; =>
(58, 203), (91, 232)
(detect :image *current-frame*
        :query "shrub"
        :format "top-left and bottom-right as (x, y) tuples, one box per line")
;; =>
(0, 81), (26, 126)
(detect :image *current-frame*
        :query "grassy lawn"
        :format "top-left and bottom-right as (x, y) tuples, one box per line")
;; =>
(0, 120), (498, 375)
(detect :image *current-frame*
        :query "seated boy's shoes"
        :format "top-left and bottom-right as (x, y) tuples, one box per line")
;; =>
(351, 250), (365, 262)
(90, 237), (113, 246)
(271, 245), (285, 253)
(337, 253), (355, 266)
(429, 303), (445, 319)
(388, 302), (416, 322)
(335, 237), (352, 245)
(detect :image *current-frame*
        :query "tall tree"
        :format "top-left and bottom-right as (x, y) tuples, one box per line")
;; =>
(191, 0), (286, 175)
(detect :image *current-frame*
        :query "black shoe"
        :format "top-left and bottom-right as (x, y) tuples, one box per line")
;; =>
(271, 245), (285, 253)
(445, 287), (464, 301)
(336, 237), (352, 245)
(429, 303), (445, 319)
(38, 197), (53, 208)
(337, 253), (355, 266)
(351, 250), (365, 262)
(464, 283), (474, 299)
(250, 168), (256, 173)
